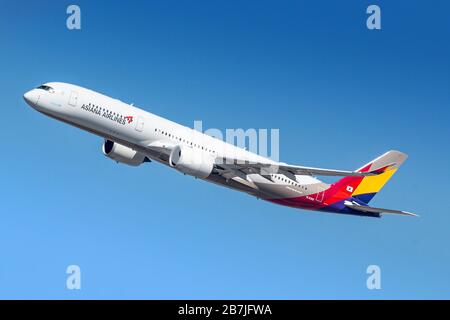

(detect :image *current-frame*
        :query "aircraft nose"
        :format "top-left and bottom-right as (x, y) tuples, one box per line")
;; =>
(23, 89), (40, 107)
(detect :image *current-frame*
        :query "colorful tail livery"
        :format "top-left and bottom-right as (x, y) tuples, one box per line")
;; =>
(336, 150), (407, 204)
(321, 150), (417, 217)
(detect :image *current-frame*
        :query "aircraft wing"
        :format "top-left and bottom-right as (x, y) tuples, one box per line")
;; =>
(144, 143), (379, 178)
(344, 201), (418, 217)
(215, 158), (378, 177)
(146, 140), (175, 155)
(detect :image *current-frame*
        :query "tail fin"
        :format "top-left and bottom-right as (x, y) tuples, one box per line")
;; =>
(330, 150), (408, 204)
(351, 150), (407, 203)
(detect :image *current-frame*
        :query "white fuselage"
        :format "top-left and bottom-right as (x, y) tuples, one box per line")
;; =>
(24, 82), (326, 203)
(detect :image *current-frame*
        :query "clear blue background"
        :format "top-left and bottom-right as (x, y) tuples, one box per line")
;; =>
(0, 0), (449, 299)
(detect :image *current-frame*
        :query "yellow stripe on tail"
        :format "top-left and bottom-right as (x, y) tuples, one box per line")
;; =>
(351, 150), (407, 204)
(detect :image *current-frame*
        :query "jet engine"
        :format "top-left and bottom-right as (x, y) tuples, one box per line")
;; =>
(169, 145), (214, 179)
(102, 140), (148, 166)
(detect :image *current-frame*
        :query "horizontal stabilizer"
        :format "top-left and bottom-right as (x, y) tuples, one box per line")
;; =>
(344, 201), (418, 217)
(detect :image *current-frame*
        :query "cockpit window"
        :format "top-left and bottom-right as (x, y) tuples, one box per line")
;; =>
(36, 85), (55, 93)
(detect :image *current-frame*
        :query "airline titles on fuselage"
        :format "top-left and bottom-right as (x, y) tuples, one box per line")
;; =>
(80, 103), (133, 125)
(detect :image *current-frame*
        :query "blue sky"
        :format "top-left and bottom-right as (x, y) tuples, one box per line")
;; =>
(0, 0), (449, 299)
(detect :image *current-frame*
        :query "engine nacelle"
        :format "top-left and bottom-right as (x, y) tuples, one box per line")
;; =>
(169, 145), (214, 179)
(102, 140), (148, 166)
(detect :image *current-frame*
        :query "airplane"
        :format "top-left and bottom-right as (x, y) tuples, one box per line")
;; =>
(23, 82), (416, 218)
